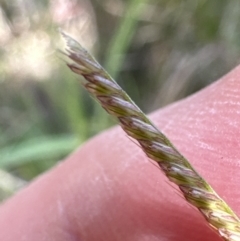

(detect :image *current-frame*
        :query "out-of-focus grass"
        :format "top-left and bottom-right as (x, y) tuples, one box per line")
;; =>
(0, 0), (240, 200)
(105, 0), (148, 79)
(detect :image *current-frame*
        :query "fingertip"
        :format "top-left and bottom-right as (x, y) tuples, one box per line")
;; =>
(1, 65), (240, 240)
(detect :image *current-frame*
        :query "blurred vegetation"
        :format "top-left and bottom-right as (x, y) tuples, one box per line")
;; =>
(0, 0), (240, 200)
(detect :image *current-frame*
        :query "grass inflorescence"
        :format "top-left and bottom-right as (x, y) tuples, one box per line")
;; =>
(62, 32), (240, 241)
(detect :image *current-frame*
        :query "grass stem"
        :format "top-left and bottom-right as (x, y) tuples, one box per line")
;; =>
(62, 32), (240, 241)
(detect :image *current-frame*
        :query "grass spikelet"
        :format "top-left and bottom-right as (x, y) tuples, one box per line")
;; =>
(61, 32), (240, 241)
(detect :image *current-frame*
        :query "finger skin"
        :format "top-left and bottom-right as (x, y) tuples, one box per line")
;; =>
(1, 66), (240, 241)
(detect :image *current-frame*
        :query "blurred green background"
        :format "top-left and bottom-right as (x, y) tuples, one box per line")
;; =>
(1, 0), (240, 201)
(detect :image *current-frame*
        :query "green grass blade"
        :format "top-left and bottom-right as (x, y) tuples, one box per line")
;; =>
(0, 135), (79, 168)
(105, 0), (148, 78)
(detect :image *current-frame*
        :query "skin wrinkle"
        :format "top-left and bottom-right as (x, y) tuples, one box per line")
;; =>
(1, 65), (240, 240)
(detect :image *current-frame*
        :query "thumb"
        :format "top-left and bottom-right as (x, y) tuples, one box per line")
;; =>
(1, 65), (240, 241)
